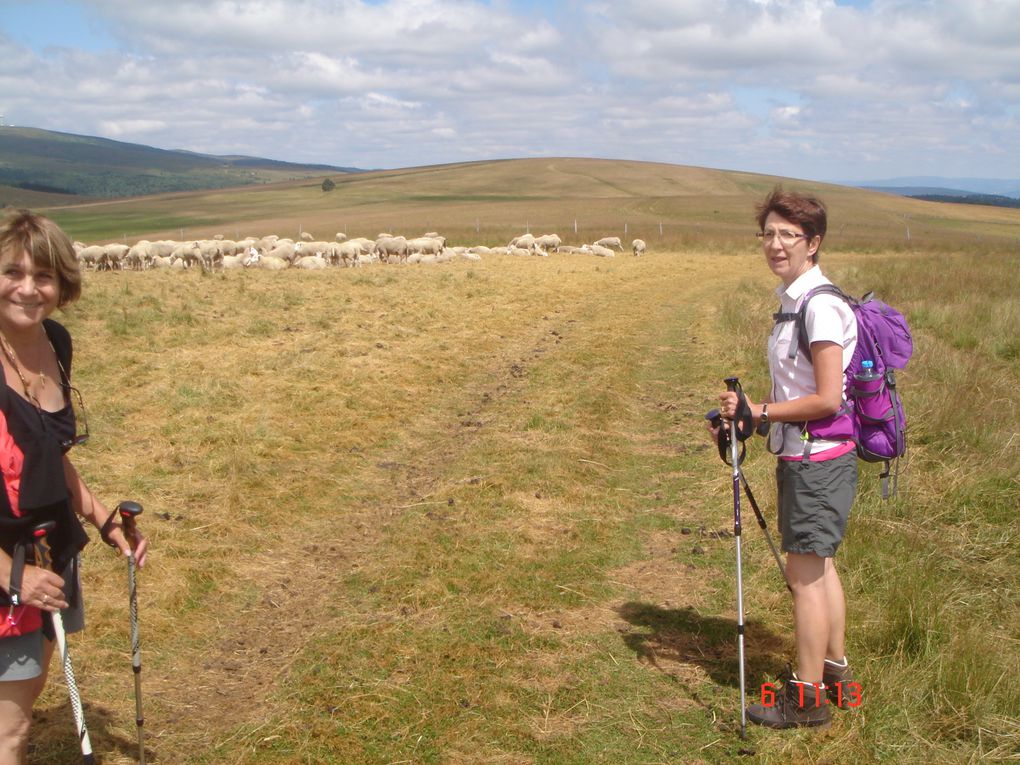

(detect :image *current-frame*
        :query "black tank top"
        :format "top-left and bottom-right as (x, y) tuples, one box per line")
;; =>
(0, 320), (89, 600)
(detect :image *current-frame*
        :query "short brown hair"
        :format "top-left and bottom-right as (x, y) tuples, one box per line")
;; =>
(0, 208), (82, 307)
(755, 187), (827, 261)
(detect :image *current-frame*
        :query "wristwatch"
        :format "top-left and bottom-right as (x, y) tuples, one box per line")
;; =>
(756, 403), (770, 437)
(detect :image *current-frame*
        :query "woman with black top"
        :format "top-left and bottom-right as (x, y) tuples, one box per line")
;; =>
(0, 210), (148, 764)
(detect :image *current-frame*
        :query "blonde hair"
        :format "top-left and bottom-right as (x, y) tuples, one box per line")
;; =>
(0, 208), (82, 306)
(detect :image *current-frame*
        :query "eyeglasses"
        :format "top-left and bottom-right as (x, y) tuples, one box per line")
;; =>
(756, 229), (810, 246)
(61, 383), (90, 449)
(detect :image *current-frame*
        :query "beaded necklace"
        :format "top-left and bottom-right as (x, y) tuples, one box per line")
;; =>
(0, 329), (67, 412)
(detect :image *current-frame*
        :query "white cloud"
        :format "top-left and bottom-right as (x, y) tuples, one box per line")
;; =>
(0, 0), (1017, 180)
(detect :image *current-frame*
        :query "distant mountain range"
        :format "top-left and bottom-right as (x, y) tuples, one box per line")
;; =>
(851, 176), (1020, 205)
(0, 126), (362, 203)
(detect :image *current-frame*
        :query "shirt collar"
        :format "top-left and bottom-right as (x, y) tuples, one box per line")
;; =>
(775, 265), (827, 303)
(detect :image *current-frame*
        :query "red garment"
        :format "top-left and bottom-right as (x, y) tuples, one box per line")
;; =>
(1, 407), (42, 637)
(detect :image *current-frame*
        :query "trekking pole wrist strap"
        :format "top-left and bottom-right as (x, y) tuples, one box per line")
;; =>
(100, 514), (119, 548)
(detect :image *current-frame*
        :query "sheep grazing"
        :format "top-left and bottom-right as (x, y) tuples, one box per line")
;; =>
(407, 236), (445, 256)
(631, 239), (646, 257)
(509, 233), (537, 251)
(265, 241), (297, 262)
(375, 236), (408, 263)
(535, 233), (562, 254)
(76, 225), (607, 277)
(594, 236), (623, 251)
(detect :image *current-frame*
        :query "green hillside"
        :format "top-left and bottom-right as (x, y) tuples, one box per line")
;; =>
(34, 156), (1020, 256)
(0, 126), (360, 202)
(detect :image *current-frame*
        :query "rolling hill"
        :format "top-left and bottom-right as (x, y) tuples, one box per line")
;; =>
(0, 126), (361, 204)
(30, 155), (1020, 257)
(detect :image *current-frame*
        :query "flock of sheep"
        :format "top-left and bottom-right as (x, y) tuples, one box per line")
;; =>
(72, 231), (648, 271)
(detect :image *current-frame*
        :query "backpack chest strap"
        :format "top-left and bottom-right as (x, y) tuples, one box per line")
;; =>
(773, 311), (802, 360)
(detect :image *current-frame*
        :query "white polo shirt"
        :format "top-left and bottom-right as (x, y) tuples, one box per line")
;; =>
(767, 266), (858, 457)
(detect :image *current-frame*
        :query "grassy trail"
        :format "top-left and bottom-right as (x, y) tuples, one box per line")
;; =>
(29, 250), (1019, 764)
(31, 254), (755, 764)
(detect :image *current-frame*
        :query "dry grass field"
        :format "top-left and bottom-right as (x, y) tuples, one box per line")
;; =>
(18, 159), (1020, 764)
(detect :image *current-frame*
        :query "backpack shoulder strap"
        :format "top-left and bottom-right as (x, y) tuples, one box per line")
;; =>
(786, 283), (854, 360)
(43, 319), (73, 382)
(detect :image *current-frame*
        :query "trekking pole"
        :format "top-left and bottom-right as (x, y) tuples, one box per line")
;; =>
(738, 474), (789, 590)
(704, 407), (787, 589)
(32, 522), (95, 765)
(117, 501), (146, 765)
(724, 376), (749, 740)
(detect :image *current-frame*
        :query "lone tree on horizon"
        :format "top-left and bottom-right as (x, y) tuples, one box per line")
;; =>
(321, 177), (336, 192)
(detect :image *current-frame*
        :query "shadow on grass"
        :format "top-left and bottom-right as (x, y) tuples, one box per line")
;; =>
(616, 601), (791, 691)
(30, 700), (149, 765)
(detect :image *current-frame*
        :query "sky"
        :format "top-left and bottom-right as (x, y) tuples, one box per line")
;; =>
(1, 0), (1019, 184)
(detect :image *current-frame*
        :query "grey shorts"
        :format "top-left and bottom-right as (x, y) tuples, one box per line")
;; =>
(0, 569), (85, 683)
(776, 451), (858, 557)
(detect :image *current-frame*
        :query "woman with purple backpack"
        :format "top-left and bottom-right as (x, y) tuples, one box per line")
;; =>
(716, 187), (860, 729)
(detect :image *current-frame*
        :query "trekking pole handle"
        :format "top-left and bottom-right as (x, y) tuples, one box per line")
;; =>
(117, 501), (143, 519)
(117, 501), (143, 541)
(725, 376), (740, 393)
(32, 521), (57, 571)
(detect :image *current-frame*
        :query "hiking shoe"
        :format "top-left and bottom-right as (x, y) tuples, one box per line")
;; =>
(823, 658), (860, 709)
(746, 678), (831, 729)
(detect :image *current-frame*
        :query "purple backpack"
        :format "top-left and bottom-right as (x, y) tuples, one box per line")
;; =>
(775, 284), (913, 498)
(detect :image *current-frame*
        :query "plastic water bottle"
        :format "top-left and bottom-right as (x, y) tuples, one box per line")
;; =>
(858, 360), (879, 380)
(853, 360), (886, 421)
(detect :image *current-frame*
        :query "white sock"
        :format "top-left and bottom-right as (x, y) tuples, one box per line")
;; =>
(790, 672), (826, 689)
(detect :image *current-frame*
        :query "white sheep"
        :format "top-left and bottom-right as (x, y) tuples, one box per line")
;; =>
(254, 254), (290, 270)
(509, 233), (537, 251)
(76, 245), (104, 269)
(172, 242), (204, 270)
(535, 234), (562, 253)
(375, 236), (408, 262)
(632, 239), (646, 256)
(407, 236), (446, 256)
(265, 241), (297, 262)
(294, 255), (328, 269)
(594, 236), (623, 251)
